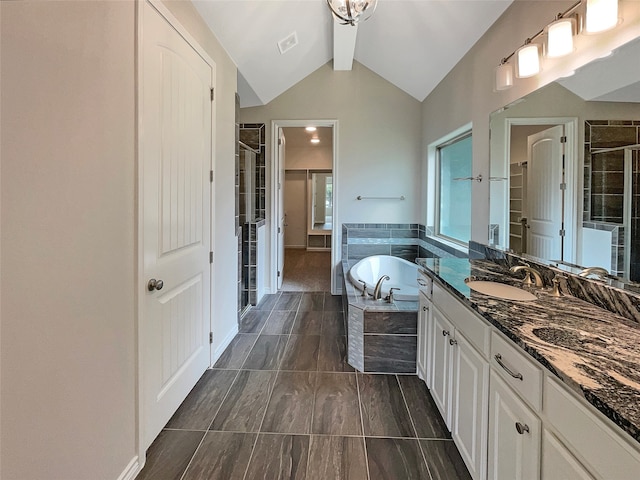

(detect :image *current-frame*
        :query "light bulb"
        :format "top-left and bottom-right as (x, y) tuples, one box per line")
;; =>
(546, 18), (575, 58)
(585, 0), (619, 33)
(516, 43), (541, 78)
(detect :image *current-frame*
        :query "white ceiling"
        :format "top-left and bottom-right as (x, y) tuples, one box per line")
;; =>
(193, 0), (514, 107)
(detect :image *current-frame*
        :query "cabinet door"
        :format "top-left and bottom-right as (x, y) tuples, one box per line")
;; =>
(541, 429), (593, 480)
(452, 332), (489, 480)
(430, 304), (455, 428)
(487, 371), (540, 480)
(417, 291), (430, 383)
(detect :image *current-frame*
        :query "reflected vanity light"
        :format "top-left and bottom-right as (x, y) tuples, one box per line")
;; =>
(516, 42), (541, 78)
(495, 62), (514, 91)
(310, 137), (320, 144)
(305, 126), (317, 132)
(546, 17), (576, 57)
(585, 0), (619, 33)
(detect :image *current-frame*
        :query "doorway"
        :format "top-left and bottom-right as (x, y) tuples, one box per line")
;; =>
(502, 117), (578, 264)
(272, 120), (338, 293)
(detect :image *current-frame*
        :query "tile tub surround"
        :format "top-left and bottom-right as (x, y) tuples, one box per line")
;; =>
(342, 258), (419, 373)
(342, 223), (468, 262)
(416, 255), (640, 445)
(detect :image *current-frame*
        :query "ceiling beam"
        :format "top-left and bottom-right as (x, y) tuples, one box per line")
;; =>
(333, 22), (358, 71)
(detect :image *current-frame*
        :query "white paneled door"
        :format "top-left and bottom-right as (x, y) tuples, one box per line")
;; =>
(141, 1), (213, 450)
(527, 125), (564, 260)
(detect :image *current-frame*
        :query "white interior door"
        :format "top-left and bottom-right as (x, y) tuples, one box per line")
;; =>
(141, 2), (212, 450)
(527, 125), (564, 260)
(284, 170), (307, 248)
(277, 129), (286, 289)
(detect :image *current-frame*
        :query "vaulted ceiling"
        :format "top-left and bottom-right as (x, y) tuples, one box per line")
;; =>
(193, 0), (514, 107)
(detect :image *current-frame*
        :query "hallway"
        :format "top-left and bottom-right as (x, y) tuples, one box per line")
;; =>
(138, 286), (470, 479)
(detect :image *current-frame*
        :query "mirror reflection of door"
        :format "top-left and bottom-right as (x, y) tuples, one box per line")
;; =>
(509, 124), (563, 260)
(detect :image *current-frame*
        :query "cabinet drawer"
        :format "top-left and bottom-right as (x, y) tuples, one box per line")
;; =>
(490, 331), (542, 412)
(433, 281), (490, 356)
(544, 376), (640, 480)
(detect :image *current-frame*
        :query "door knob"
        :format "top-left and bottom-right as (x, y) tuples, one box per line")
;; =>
(147, 279), (164, 291)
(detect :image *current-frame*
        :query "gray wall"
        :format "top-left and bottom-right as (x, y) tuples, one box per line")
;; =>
(239, 60), (423, 293)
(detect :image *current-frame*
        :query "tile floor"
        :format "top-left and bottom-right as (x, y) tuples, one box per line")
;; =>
(138, 291), (471, 480)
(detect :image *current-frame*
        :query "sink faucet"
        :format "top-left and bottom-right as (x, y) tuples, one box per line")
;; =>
(372, 275), (390, 300)
(510, 264), (544, 288)
(578, 266), (609, 279)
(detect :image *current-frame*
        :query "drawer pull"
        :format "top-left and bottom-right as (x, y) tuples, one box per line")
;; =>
(442, 330), (450, 337)
(449, 338), (458, 346)
(417, 278), (428, 286)
(515, 422), (530, 435)
(495, 354), (523, 380)
(422, 306), (428, 311)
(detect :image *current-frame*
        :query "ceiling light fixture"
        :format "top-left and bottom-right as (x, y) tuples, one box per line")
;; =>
(311, 138), (320, 144)
(305, 126), (317, 132)
(326, 0), (378, 26)
(585, 0), (619, 33)
(493, 0), (622, 92)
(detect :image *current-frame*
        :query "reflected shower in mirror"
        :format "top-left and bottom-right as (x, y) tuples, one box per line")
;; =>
(489, 36), (640, 284)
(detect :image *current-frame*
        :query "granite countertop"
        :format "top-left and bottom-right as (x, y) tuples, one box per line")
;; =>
(416, 257), (640, 445)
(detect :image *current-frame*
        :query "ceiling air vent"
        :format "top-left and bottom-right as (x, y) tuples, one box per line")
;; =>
(277, 31), (298, 55)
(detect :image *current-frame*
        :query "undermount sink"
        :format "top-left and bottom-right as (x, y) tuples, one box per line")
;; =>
(465, 280), (537, 301)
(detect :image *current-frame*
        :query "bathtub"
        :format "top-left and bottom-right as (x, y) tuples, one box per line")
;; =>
(348, 255), (419, 301)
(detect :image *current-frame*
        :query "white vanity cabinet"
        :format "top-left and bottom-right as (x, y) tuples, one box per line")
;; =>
(541, 429), (594, 480)
(487, 370), (541, 479)
(426, 280), (490, 480)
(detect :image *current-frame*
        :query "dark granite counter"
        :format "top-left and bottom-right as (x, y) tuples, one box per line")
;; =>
(416, 257), (640, 445)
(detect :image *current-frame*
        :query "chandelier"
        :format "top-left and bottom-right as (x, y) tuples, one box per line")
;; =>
(327, 0), (378, 26)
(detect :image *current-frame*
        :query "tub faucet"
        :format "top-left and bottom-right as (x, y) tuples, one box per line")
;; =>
(578, 266), (609, 279)
(372, 275), (390, 300)
(509, 264), (544, 288)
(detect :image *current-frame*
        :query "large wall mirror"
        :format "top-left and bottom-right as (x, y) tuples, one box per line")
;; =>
(490, 36), (640, 283)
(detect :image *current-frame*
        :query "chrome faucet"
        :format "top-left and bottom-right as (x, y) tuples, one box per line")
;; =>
(372, 275), (390, 300)
(578, 266), (609, 279)
(510, 264), (544, 288)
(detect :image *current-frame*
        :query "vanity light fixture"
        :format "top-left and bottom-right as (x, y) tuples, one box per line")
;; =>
(305, 126), (317, 132)
(493, 0), (622, 92)
(326, 0), (378, 26)
(516, 40), (541, 78)
(310, 138), (320, 144)
(585, 0), (619, 33)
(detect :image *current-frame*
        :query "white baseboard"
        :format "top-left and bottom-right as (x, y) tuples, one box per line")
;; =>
(212, 324), (239, 366)
(118, 456), (141, 480)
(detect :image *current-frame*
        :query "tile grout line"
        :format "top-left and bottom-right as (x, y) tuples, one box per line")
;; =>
(396, 374), (436, 480)
(240, 298), (284, 480)
(241, 291), (303, 480)
(355, 371), (372, 480)
(175, 292), (284, 480)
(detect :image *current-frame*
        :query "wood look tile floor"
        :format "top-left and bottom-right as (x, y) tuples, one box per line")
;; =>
(138, 290), (472, 480)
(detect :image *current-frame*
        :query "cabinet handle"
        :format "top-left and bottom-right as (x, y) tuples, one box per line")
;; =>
(449, 338), (457, 346)
(515, 422), (530, 435)
(442, 330), (450, 337)
(494, 354), (523, 380)
(422, 306), (428, 312)
(417, 278), (428, 286)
